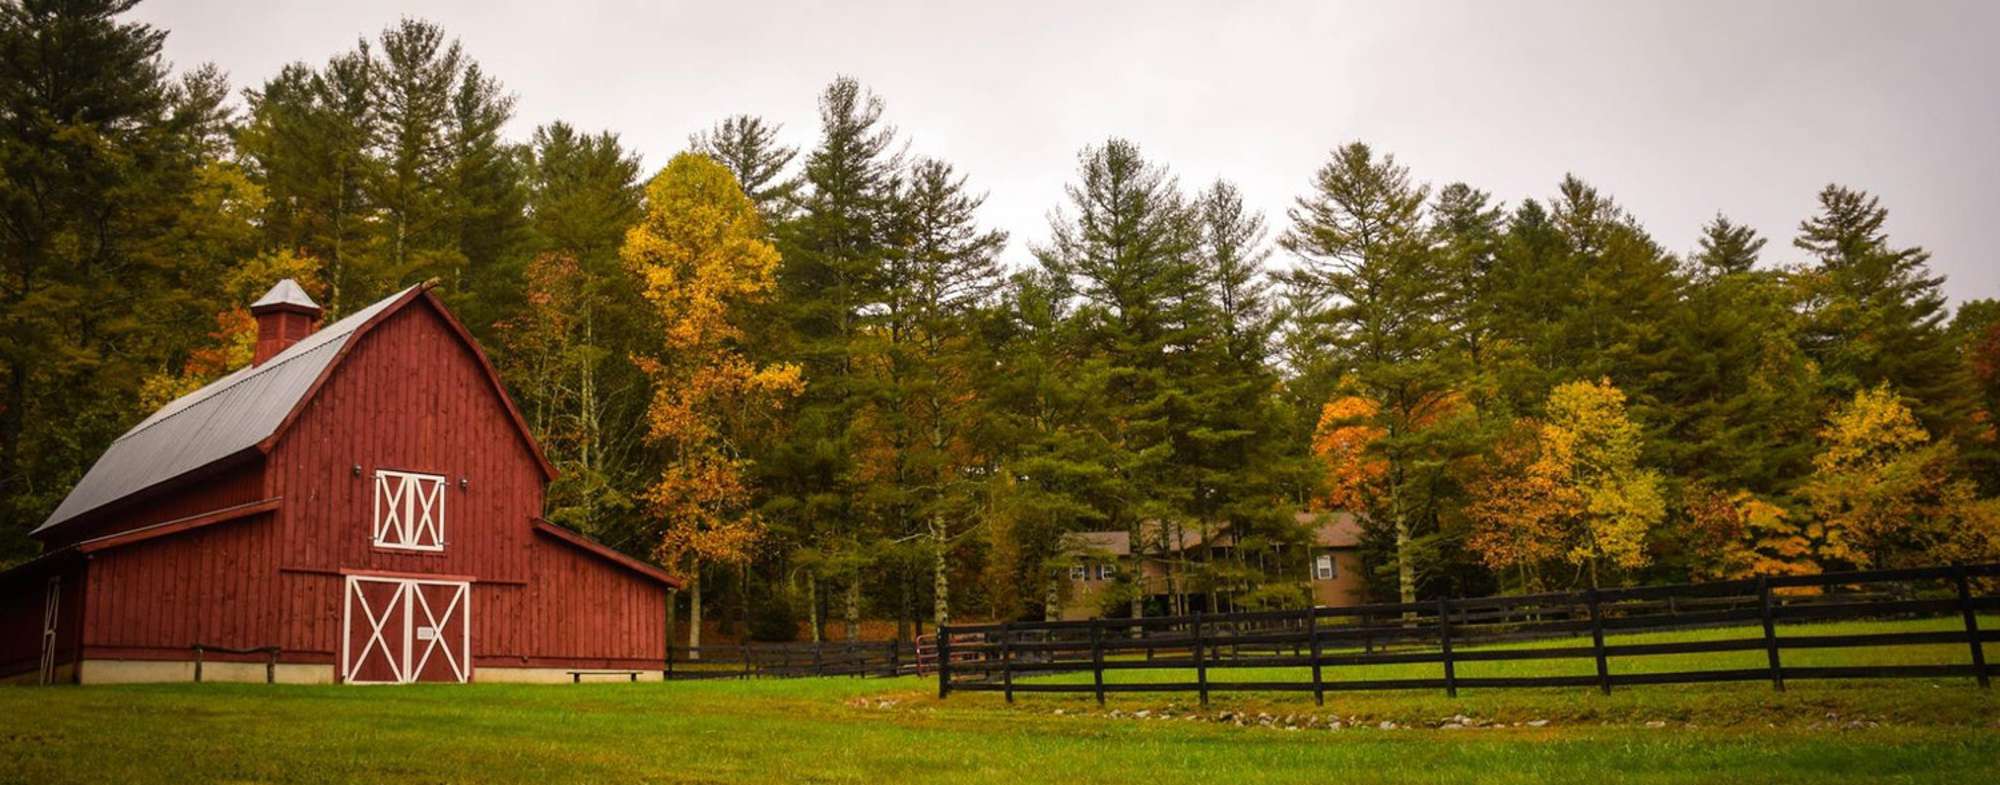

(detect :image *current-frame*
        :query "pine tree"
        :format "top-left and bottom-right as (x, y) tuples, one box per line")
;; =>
(239, 51), (377, 313)
(1795, 185), (1974, 437)
(691, 115), (799, 221)
(1034, 138), (1200, 618)
(766, 77), (905, 640)
(887, 157), (1005, 627)
(0, 0), (240, 561)
(1182, 180), (1309, 610)
(1692, 213), (1764, 277)
(1282, 142), (1470, 606)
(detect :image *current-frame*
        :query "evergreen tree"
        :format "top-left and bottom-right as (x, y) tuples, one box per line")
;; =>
(1281, 142), (1469, 605)
(1034, 138), (1200, 617)
(1795, 185), (1974, 437)
(0, 0), (240, 561)
(1692, 213), (1764, 277)
(239, 51), (377, 312)
(886, 157), (1006, 627)
(765, 77), (905, 640)
(1183, 180), (1309, 609)
(691, 114), (799, 221)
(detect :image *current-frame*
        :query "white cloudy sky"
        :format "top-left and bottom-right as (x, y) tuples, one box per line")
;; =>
(135, 0), (2000, 304)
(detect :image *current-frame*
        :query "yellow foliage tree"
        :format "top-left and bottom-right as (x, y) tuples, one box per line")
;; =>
(1468, 379), (1663, 588)
(1799, 385), (2000, 569)
(623, 153), (804, 651)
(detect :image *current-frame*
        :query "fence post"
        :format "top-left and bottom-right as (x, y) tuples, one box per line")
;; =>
(813, 640), (824, 677)
(889, 639), (900, 678)
(1953, 565), (1990, 689)
(1090, 621), (1106, 706)
(1586, 588), (1610, 696)
(193, 645), (204, 683)
(742, 641), (752, 680)
(937, 628), (953, 699)
(1758, 576), (1784, 692)
(1000, 622), (1014, 704)
(665, 642), (675, 681)
(266, 648), (277, 685)
(1193, 611), (1209, 708)
(1438, 597), (1457, 699)
(1306, 607), (1324, 707)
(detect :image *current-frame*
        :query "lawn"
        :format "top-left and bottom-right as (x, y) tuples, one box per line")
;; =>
(1, 619), (1995, 785)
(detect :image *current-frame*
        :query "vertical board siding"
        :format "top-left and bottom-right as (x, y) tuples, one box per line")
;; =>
(268, 302), (544, 662)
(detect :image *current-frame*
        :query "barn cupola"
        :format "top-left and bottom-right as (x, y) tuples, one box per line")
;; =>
(249, 279), (322, 365)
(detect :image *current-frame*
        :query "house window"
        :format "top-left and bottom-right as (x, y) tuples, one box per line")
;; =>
(1314, 554), (1336, 581)
(1097, 563), (1117, 581)
(374, 470), (446, 551)
(1069, 565), (1088, 581)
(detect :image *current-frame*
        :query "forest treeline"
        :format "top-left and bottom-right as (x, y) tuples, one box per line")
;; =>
(4, 3), (1998, 642)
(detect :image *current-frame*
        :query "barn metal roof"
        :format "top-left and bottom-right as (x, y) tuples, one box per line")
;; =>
(34, 285), (418, 534)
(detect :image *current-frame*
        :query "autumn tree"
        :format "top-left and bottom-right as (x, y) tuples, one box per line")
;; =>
(1798, 385), (1999, 569)
(1468, 379), (1664, 588)
(623, 153), (803, 652)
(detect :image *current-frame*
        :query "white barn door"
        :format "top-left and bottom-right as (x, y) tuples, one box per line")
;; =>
(342, 576), (471, 684)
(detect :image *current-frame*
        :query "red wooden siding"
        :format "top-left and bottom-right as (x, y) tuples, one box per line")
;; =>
(80, 512), (290, 662)
(507, 533), (666, 669)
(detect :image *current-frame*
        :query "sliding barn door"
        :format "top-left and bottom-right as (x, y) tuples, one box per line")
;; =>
(342, 576), (470, 684)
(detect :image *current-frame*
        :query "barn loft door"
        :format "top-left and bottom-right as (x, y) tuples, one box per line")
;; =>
(342, 576), (471, 684)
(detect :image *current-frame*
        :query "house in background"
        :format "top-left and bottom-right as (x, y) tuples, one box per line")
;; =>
(1056, 511), (1367, 620)
(0, 280), (679, 685)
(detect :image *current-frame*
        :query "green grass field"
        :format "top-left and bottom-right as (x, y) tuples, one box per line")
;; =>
(1, 619), (1995, 785)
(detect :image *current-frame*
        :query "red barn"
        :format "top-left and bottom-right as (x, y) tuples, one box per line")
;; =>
(0, 281), (676, 684)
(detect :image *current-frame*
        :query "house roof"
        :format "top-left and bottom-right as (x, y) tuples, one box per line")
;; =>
(1300, 510), (1363, 548)
(1062, 530), (1131, 556)
(36, 283), (554, 536)
(1062, 511), (1361, 557)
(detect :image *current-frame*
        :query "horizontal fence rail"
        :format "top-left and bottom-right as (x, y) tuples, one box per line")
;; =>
(937, 563), (2000, 704)
(664, 639), (919, 681)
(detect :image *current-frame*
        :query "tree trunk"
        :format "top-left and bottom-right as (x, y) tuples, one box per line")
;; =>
(806, 577), (822, 643)
(897, 570), (912, 643)
(1044, 573), (1060, 622)
(687, 570), (703, 659)
(931, 515), (951, 628)
(844, 578), (861, 641)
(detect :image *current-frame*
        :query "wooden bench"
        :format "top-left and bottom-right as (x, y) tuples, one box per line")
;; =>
(567, 670), (642, 683)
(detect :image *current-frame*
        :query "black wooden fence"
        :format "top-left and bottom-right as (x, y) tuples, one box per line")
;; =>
(936, 563), (1999, 704)
(665, 639), (918, 680)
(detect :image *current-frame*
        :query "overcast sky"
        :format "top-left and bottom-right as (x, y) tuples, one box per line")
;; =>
(134, 0), (2000, 305)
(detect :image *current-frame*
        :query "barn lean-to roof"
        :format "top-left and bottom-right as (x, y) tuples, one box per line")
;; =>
(35, 283), (555, 536)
